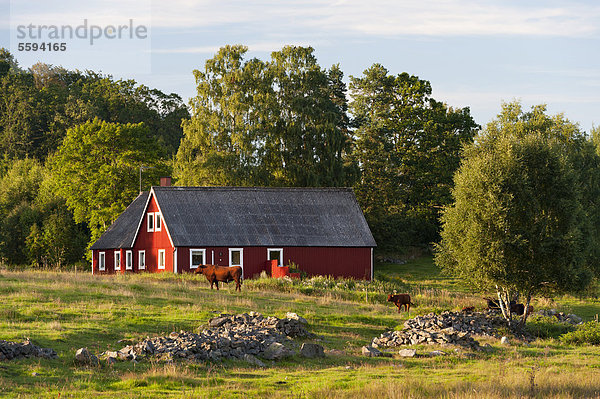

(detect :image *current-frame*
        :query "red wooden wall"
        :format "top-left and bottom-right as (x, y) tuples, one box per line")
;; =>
(92, 195), (175, 274)
(175, 246), (372, 280)
(133, 195), (173, 273)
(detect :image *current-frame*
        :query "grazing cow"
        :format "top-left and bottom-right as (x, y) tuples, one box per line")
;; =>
(510, 303), (525, 316)
(484, 297), (502, 310)
(194, 265), (242, 291)
(387, 294), (414, 313)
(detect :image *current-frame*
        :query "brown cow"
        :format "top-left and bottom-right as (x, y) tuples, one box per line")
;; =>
(387, 294), (414, 313)
(194, 265), (243, 291)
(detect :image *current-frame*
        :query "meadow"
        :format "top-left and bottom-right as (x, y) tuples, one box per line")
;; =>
(1, 256), (600, 398)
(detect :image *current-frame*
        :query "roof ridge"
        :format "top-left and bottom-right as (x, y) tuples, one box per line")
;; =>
(152, 186), (353, 191)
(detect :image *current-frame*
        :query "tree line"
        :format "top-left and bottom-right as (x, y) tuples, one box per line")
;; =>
(0, 44), (479, 268)
(4, 43), (600, 316)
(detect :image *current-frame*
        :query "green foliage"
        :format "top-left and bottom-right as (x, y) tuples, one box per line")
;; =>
(560, 321), (600, 345)
(175, 45), (355, 187)
(526, 314), (575, 339)
(349, 64), (479, 249)
(49, 119), (168, 244)
(0, 158), (87, 267)
(0, 50), (188, 161)
(436, 102), (600, 322)
(246, 273), (408, 303)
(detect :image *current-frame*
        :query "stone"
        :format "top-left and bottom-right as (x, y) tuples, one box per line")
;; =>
(286, 312), (308, 325)
(398, 349), (417, 357)
(75, 347), (98, 366)
(263, 342), (293, 360)
(243, 354), (266, 367)
(361, 345), (382, 357)
(209, 316), (230, 328)
(300, 343), (325, 358)
(500, 336), (510, 345)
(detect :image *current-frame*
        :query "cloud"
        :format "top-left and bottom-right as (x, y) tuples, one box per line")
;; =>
(148, 0), (600, 38)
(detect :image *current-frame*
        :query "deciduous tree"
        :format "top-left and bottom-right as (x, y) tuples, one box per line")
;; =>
(435, 102), (600, 324)
(50, 119), (168, 244)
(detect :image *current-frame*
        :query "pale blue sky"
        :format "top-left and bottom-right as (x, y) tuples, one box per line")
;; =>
(2, 0), (599, 131)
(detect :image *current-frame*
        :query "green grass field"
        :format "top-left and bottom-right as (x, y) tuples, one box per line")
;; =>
(1, 257), (600, 398)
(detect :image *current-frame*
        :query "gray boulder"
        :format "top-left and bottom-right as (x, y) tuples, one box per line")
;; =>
(243, 354), (266, 367)
(75, 347), (98, 366)
(263, 342), (294, 360)
(286, 312), (308, 325)
(361, 345), (382, 357)
(398, 348), (417, 357)
(300, 343), (325, 358)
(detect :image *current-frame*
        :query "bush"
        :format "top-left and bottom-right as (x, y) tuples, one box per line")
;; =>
(560, 321), (600, 345)
(526, 315), (575, 339)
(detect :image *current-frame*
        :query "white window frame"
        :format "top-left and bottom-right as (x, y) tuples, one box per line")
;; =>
(126, 250), (133, 270)
(147, 213), (154, 232)
(138, 250), (146, 270)
(229, 248), (243, 267)
(189, 249), (206, 269)
(154, 212), (162, 231)
(114, 251), (121, 271)
(158, 249), (166, 269)
(99, 252), (105, 271)
(267, 248), (283, 266)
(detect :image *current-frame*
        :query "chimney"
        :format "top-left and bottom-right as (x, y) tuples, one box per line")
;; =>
(160, 177), (172, 187)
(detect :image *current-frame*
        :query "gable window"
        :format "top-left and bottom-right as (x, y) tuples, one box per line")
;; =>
(155, 212), (162, 231)
(114, 251), (121, 271)
(126, 250), (133, 270)
(138, 250), (145, 270)
(158, 249), (166, 269)
(267, 248), (283, 266)
(147, 213), (154, 232)
(99, 252), (105, 271)
(190, 249), (206, 269)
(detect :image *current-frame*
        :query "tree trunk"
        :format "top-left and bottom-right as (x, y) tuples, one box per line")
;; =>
(521, 291), (532, 325)
(496, 287), (511, 327)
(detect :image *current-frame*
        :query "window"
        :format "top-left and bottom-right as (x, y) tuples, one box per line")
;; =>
(126, 250), (133, 270)
(147, 213), (154, 232)
(155, 212), (162, 231)
(138, 250), (145, 270)
(99, 252), (105, 271)
(267, 248), (283, 266)
(158, 249), (166, 269)
(114, 251), (121, 271)
(229, 248), (243, 267)
(190, 249), (206, 269)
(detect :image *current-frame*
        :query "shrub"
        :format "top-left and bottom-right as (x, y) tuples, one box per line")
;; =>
(560, 321), (600, 345)
(526, 315), (575, 339)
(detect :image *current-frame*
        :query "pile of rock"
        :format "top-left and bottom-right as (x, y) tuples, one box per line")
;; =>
(104, 312), (319, 364)
(536, 309), (583, 325)
(372, 311), (508, 350)
(0, 339), (57, 361)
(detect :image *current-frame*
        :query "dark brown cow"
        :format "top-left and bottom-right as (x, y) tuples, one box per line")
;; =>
(194, 265), (243, 291)
(387, 294), (414, 313)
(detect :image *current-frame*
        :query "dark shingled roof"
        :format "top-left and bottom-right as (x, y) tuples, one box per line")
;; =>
(91, 187), (376, 249)
(90, 192), (149, 250)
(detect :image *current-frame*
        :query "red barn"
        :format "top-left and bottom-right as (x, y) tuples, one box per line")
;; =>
(90, 186), (376, 279)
